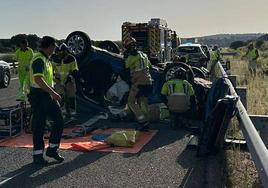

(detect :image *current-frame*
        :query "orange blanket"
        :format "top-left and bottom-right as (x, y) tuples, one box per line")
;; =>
(0, 128), (157, 154)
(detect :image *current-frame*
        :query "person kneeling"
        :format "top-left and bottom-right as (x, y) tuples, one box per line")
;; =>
(161, 68), (197, 129)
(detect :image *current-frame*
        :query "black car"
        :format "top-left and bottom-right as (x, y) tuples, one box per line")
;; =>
(0, 60), (11, 88)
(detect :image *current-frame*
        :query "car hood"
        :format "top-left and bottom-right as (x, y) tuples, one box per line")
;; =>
(0, 60), (10, 68)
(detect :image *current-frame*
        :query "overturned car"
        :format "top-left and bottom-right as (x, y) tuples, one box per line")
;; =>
(64, 31), (209, 115)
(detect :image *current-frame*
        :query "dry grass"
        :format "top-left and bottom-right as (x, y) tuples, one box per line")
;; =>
(222, 46), (268, 187)
(230, 57), (268, 115)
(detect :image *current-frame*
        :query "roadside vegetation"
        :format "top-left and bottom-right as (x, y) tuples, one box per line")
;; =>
(223, 41), (268, 187)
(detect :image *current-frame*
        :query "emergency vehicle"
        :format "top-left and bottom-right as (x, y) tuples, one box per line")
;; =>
(122, 18), (179, 64)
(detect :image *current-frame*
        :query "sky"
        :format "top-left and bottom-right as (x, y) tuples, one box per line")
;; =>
(0, 0), (267, 40)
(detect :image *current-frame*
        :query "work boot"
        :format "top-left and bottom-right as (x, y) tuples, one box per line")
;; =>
(46, 148), (64, 163)
(33, 154), (48, 166)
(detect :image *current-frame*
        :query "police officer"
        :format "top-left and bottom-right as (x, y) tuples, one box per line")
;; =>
(122, 38), (153, 131)
(53, 43), (79, 118)
(14, 39), (34, 101)
(245, 43), (259, 78)
(28, 36), (64, 165)
(161, 68), (197, 128)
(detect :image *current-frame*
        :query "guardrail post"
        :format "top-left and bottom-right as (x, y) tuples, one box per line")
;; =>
(250, 115), (268, 149)
(217, 60), (268, 186)
(236, 86), (247, 110)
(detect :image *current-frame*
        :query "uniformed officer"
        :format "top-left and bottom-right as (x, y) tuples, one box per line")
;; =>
(245, 43), (259, 78)
(161, 68), (197, 128)
(14, 39), (34, 101)
(52, 43), (79, 118)
(28, 36), (64, 165)
(208, 45), (221, 81)
(121, 37), (153, 131)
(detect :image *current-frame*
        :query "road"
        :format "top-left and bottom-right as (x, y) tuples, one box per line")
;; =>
(0, 78), (223, 188)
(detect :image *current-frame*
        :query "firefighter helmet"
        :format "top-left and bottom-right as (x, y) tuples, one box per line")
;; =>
(174, 68), (187, 80)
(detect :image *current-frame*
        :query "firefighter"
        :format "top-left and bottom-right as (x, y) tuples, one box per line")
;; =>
(52, 43), (79, 118)
(208, 45), (221, 81)
(121, 37), (153, 131)
(14, 39), (34, 101)
(245, 43), (259, 78)
(161, 68), (197, 129)
(28, 36), (64, 165)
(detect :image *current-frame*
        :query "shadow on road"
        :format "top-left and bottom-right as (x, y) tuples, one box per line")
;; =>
(1, 152), (108, 188)
(177, 149), (205, 188)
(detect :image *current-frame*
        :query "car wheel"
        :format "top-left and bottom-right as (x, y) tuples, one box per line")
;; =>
(0, 70), (10, 88)
(66, 31), (92, 59)
(191, 66), (206, 79)
(98, 40), (120, 54)
(163, 62), (194, 83)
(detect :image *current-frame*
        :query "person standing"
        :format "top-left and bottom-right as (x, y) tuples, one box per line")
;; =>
(245, 43), (259, 78)
(52, 43), (79, 118)
(14, 39), (34, 101)
(121, 37), (153, 131)
(208, 45), (221, 81)
(28, 36), (64, 165)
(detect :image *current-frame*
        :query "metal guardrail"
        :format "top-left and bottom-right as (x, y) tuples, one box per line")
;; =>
(216, 61), (268, 187)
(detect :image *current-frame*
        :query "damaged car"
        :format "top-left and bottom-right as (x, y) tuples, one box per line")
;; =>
(64, 31), (209, 115)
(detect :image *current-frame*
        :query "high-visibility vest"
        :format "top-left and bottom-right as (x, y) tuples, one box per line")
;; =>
(29, 52), (53, 88)
(125, 52), (151, 74)
(161, 79), (194, 97)
(211, 50), (221, 62)
(53, 55), (78, 85)
(14, 47), (33, 67)
(247, 48), (257, 61)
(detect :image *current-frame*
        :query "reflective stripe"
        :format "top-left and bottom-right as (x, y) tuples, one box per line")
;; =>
(49, 143), (59, 148)
(33, 150), (43, 155)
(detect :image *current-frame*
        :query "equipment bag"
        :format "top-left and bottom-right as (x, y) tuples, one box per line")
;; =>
(106, 130), (140, 147)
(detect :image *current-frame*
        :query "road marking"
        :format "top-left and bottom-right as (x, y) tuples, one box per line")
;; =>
(0, 171), (25, 186)
(11, 77), (19, 81)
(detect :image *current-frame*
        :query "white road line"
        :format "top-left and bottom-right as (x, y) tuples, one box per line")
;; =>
(0, 171), (25, 186)
(11, 77), (19, 81)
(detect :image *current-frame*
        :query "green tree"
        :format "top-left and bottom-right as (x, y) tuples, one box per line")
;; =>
(10, 34), (40, 50)
(230, 41), (246, 50)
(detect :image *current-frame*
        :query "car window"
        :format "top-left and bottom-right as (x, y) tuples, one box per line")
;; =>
(177, 46), (200, 53)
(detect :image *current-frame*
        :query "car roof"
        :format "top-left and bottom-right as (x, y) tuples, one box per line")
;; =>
(178, 43), (202, 47)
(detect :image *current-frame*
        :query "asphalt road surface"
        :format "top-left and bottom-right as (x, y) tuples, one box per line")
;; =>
(0, 78), (223, 188)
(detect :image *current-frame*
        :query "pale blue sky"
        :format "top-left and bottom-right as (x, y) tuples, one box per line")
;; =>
(0, 0), (267, 40)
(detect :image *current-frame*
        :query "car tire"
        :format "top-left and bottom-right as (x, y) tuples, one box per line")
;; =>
(191, 66), (206, 79)
(163, 62), (194, 83)
(0, 70), (10, 88)
(66, 31), (92, 59)
(98, 40), (120, 54)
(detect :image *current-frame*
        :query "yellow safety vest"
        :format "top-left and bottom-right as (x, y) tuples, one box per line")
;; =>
(14, 47), (34, 68)
(29, 52), (53, 88)
(247, 48), (257, 61)
(211, 50), (221, 62)
(125, 52), (151, 74)
(161, 79), (194, 96)
(53, 58), (78, 85)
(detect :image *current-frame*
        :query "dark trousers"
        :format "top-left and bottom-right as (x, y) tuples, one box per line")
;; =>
(28, 89), (64, 154)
